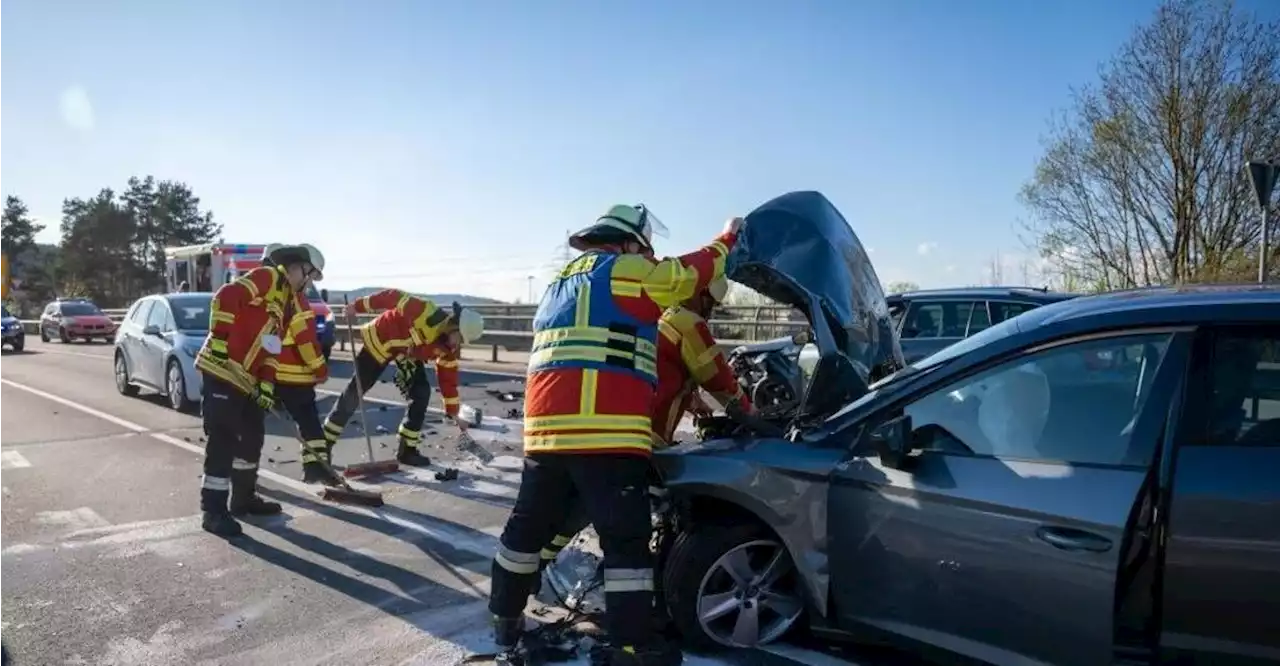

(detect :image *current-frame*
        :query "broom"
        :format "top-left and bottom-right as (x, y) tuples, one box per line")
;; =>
(338, 295), (401, 478)
(268, 408), (385, 507)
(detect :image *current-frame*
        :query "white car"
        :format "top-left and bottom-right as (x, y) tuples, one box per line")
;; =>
(113, 293), (212, 411)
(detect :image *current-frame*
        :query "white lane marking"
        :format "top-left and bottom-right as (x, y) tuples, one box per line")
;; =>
(26, 346), (108, 360)
(35, 507), (111, 531)
(0, 378), (504, 562)
(1, 450), (32, 469)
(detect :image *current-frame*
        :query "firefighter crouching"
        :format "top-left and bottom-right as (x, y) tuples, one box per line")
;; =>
(269, 272), (338, 486)
(321, 290), (483, 465)
(533, 276), (753, 587)
(196, 243), (326, 537)
(488, 204), (742, 666)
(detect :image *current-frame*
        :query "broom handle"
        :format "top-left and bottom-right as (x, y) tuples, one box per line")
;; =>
(344, 295), (377, 462)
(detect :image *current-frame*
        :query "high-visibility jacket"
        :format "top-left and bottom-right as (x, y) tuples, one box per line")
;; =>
(350, 289), (453, 365)
(407, 341), (462, 417)
(651, 306), (747, 445)
(523, 231), (737, 456)
(276, 292), (329, 386)
(196, 265), (295, 395)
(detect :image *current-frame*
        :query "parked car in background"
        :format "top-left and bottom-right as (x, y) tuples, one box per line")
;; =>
(889, 286), (1077, 363)
(1, 306), (24, 351)
(652, 191), (1280, 666)
(113, 293), (212, 412)
(39, 298), (117, 343)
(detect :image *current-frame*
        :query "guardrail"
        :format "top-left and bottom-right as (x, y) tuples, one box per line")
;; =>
(19, 303), (809, 361)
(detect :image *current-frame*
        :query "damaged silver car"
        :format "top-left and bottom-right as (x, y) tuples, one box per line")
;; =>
(635, 191), (1280, 666)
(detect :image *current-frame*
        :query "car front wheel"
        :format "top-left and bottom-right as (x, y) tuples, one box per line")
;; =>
(40, 326), (49, 343)
(11, 337), (24, 352)
(662, 523), (806, 650)
(59, 327), (71, 343)
(115, 352), (139, 397)
(166, 359), (193, 412)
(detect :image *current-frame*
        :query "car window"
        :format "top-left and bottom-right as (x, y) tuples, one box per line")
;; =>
(146, 301), (171, 331)
(60, 302), (102, 316)
(1202, 330), (1280, 447)
(990, 301), (1036, 324)
(129, 300), (155, 325)
(903, 332), (1173, 466)
(888, 302), (907, 331)
(168, 296), (212, 331)
(967, 301), (992, 335)
(901, 301), (974, 339)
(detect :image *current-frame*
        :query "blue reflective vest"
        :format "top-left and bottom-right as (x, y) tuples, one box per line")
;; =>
(529, 252), (659, 384)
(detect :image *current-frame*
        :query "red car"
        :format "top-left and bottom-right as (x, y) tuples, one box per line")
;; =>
(39, 298), (116, 343)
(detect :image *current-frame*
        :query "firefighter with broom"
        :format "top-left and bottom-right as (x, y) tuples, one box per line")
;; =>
(255, 246), (345, 487)
(486, 204), (741, 666)
(195, 243), (325, 537)
(531, 276), (753, 580)
(321, 290), (484, 469)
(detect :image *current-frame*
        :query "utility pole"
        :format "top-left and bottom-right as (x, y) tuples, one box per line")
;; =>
(526, 275), (534, 303)
(1248, 160), (1279, 283)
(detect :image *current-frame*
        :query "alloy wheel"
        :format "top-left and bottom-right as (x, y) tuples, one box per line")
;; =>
(695, 539), (804, 647)
(115, 355), (129, 392)
(167, 363), (186, 410)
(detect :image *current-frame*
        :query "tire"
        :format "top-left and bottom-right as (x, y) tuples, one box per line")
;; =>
(11, 337), (24, 352)
(59, 327), (71, 343)
(662, 523), (806, 650)
(114, 352), (139, 397)
(40, 326), (49, 343)
(166, 359), (193, 412)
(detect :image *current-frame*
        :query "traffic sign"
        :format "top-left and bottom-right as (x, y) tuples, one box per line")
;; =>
(1248, 160), (1278, 210)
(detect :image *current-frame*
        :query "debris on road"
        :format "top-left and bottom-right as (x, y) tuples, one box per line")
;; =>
(456, 433), (494, 463)
(434, 468), (459, 481)
(486, 389), (525, 402)
(375, 425), (389, 434)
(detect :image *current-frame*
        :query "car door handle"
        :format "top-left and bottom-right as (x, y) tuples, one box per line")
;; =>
(1035, 526), (1113, 553)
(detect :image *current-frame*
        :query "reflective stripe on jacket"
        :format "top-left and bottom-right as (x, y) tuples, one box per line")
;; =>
(523, 231), (737, 456)
(352, 289), (451, 365)
(195, 266), (293, 395)
(652, 306), (745, 445)
(276, 292), (328, 386)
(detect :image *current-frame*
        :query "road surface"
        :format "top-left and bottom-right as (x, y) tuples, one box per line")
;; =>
(0, 340), (887, 666)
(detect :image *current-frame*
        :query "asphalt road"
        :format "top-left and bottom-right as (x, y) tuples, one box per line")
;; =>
(0, 340), (880, 666)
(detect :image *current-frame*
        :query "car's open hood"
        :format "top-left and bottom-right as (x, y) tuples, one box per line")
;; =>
(727, 191), (903, 404)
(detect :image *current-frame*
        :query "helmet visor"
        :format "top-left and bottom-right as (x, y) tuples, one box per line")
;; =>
(637, 205), (669, 240)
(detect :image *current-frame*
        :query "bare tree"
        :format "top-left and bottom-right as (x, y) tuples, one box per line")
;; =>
(1021, 0), (1280, 287)
(883, 280), (920, 295)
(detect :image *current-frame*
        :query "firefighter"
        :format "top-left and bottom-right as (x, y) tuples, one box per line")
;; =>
(196, 243), (325, 537)
(260, 249), (338, 486)
(321, 291), (483, 465)
(488, 204), (742, 666)
(533, 277), (752, 589)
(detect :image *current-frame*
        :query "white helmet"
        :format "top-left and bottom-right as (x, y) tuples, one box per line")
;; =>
(454, 305), (484, 344)
(261, 244), (283, 265)
(569, 204), (670, 252)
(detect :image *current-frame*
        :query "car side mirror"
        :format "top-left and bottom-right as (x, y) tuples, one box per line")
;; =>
(870, 415), (916, 470)
(791, 329), (813, 345)
(143, 324), (162, 337)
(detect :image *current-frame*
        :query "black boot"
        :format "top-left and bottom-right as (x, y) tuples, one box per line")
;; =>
(202, 511), (243, 537)
(589, 642), (683, 666)
(396, 440), (432, 467)
(301, 461), (344, 486)
(230, 468), (282, 516)
(491, 616), (526, 665)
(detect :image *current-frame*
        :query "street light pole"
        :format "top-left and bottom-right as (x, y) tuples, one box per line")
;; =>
(1248, 160), (1279, 283)
(527, 275), (534, 303)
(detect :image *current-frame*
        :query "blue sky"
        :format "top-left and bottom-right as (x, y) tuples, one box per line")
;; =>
(6, 0), (1270, 301)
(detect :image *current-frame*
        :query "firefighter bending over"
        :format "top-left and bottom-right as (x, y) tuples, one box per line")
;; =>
(261, 247), (337, 486)
(534, 276), (753, 586)
(322, 291), (483, 466)
(488, 204), (742, 666)
(196, 243), (325, 537)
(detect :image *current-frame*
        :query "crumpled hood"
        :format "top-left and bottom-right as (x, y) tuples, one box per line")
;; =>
(727, 191), (904, 401)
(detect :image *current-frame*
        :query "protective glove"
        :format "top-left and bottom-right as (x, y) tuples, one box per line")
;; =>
(206, 337), (230, 362)
(252, 381), (277, 411)
(394, 360), (420, 398)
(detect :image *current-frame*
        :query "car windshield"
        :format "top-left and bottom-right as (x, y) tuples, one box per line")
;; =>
(305, 284), (322, 301)
(60, 302), (102, 316)
(167, 295), (213, 331)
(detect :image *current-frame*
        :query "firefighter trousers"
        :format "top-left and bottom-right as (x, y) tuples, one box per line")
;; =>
(278, 384), (327, 464)
(200, 375), (268, 514)
(490, 453), (656, 647)
(321, 349), (432, 447)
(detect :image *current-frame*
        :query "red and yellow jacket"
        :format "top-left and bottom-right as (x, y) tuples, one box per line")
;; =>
(350, 289), (462, 417)
(523, 231), (737, 457)
(275, 292), (329, 386)
(196, 266), (294, 395)
(651, 306), (747, 445)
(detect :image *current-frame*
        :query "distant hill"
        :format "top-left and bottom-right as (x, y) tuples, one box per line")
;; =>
(320, 287), (508, 307)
